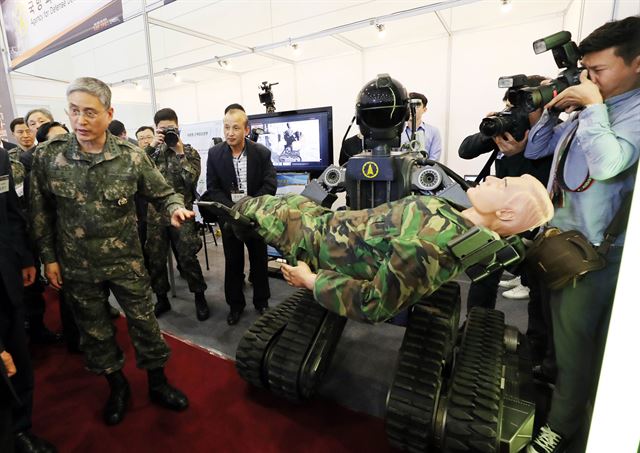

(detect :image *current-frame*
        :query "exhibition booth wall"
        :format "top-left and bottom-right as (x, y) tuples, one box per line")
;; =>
(5, 0), (638, 176)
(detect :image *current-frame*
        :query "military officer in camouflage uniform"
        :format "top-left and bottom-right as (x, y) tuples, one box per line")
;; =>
(232, 174), (553, 323)
(144, 108), (209, 321)
(29, 77), (193, 426)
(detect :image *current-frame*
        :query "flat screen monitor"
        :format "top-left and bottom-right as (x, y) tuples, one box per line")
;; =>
(248, 106), (333, 172)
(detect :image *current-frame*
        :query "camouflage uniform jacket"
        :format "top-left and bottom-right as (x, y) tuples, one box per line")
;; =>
(238, 193), (474, 323)
(145, 143), (200, 226)
(8, 148), (27, 201)
(30, 132), (185, 282)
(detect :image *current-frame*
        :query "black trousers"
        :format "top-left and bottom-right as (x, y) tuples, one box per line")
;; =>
(220, 223), (270, 312)
(466, 269), (503, 310)
(0, 279), (34, 435)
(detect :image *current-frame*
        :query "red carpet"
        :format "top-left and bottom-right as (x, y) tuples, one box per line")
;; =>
(30, 289), (395, 452)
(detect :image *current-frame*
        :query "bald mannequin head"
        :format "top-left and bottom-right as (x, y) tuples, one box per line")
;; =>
(463, 174), (553, 236)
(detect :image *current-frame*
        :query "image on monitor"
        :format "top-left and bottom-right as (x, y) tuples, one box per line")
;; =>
(249, 107), (333, 172)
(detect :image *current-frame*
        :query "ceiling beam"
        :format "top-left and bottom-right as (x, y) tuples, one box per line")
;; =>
(111, 0), (482, 87)
(332, 34), (363, 52)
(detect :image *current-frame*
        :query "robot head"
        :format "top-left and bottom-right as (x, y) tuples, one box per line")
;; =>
(356, 74), (409, 151)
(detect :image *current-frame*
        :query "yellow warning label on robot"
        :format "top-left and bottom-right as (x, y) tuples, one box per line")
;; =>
(362, 162), (379, 178)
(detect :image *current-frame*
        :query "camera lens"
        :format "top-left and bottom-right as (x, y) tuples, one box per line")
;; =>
(479, 116), (508, 137)
(164, 128), (179, 147)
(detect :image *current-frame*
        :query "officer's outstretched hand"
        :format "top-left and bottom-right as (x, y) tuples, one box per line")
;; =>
(281, 261), (317, 290)
(45, 262), (63, 290)
(171, 208), (195, 227)
(0, 351), (16, 377)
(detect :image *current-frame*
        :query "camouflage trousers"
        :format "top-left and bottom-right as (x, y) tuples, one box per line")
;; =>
(65, 272), (170, 374)
(145, 220), (207, 295)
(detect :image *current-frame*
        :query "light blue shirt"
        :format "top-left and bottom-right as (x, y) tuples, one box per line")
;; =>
(525, 88), (640, 245)
(400, 121), (442, 161)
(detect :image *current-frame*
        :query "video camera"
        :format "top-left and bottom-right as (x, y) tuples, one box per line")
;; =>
(258, 81), (279, 113)
(479, 31), (582, 140)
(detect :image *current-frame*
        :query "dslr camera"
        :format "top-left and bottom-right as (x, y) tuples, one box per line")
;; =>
(479, 74), (532, 141)
(162, 127), (180, 147)
(512, 31), (582, 112)
(479, 30), (582, 140)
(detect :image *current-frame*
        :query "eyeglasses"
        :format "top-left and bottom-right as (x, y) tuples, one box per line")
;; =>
(65, 107), (105, 120)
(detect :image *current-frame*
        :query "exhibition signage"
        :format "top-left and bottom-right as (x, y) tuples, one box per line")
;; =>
(0, 48), (15, 141)
(0, 0), (124, 69)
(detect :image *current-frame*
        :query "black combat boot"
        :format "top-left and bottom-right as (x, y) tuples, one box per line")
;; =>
(194, 292), (210, 321)
(103, 370), (131, 426)
(154, 293), (171, 318)
(148, 368), (189, 411)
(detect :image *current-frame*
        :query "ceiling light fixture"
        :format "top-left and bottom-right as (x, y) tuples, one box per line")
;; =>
(172, 72), (181, 83)
(133, 81), (142, 91)
(289, 39), (301, 56)
(217, 59), (231, 69)
(500, 0), (512, 13)
(376, 23), (386, 38)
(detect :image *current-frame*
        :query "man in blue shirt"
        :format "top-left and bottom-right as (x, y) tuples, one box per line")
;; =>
(399, 92), (442, 161)
(524, 16), (640, 453)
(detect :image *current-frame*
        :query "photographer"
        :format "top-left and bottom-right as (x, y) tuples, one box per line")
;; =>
(144, 108), (210, 321)
(459, 77), (554, 372)
(524, 17), (640, 453)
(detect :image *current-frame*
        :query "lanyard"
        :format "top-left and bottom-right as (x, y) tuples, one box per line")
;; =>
(233, 149), (245, 190)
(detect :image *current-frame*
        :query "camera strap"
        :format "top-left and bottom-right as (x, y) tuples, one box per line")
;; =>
(474, 149), (499, 185)
(556, 131), (593, 192)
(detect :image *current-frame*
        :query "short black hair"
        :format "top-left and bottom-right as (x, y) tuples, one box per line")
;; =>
(9, 117), (25, 133)
(224, 103), (245, 114)
(154, 108), (179, 126)
(409, 92), (428, 107)
(36, 121), (69, 143)
(136, 126), (154, 136)
(579, 16), (640, 64)
(108, 120), (126, 136)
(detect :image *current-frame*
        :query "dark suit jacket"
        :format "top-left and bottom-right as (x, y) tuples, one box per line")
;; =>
(0, 148), (33, 351)
(205, 140), (277, 210)
(458, 132), (553, 185)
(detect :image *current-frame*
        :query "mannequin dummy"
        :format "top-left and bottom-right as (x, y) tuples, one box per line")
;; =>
(231, 174), (552, 323)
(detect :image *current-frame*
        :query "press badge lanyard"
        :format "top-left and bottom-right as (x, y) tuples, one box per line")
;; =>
(231, 148), (246, 203)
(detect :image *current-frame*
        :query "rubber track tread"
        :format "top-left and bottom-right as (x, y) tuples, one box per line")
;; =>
(235, 290), (306, 388)
(385, 284), (461, 452)
(442, 307), (505, 453)
(267, 291), (346, 401)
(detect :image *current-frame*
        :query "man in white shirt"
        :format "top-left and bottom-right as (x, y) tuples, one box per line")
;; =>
(400, 92), (442, 161)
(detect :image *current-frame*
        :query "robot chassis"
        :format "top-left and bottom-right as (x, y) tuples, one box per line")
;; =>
(233, 148), (536, 453)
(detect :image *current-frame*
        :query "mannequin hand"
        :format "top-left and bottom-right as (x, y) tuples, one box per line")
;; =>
(281, 262), (317, 290)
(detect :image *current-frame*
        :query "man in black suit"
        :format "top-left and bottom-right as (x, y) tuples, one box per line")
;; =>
(0, 148), (56, 452)
(205, 108), (277, 325)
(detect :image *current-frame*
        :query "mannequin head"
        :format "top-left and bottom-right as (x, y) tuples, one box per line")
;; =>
(463, 174), (553, 236)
